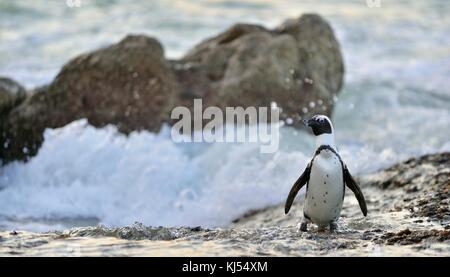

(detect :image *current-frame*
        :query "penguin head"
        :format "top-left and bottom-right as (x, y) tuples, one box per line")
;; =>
(304, 115), (333, 136)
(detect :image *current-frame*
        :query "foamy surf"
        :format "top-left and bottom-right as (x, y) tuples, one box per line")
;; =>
(0, 116), (447, 232)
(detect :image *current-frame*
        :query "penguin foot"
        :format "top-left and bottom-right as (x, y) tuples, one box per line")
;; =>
(299, 222), (308, 232)
(329, 221), (338, 233)
(298, 215), (311, 232)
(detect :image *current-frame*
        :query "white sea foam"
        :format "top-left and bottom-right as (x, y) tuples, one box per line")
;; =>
(0, 120), (308, 229)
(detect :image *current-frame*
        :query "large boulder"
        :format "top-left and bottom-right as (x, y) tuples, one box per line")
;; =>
(171, 14), (344, 124)
(24, 35), (179, 133)
(0, 77), (26, 117)
(1, 35), (180, 163)
(0, 77), (29, 163)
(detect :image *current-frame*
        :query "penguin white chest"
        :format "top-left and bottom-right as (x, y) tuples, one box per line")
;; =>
(304, 150), (344, 227)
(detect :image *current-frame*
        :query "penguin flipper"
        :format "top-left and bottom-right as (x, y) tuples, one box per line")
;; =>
(343, 165), (368, 216)
(284, 162), (311, 214)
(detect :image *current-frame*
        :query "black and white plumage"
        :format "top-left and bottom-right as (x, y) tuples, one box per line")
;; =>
(284, 115), (367, 232)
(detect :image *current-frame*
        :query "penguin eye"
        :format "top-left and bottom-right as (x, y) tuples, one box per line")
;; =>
(318, 118), (324, 123)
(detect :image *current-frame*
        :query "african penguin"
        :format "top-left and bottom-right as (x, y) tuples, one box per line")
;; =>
(284, 115), (367, 232)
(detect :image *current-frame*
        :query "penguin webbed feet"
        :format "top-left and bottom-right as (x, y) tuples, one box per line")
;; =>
(298, 217), (310, 232)
(299, 222), (308, 232)
(329, 221), (338, 233)
(297, 217), (339, 233)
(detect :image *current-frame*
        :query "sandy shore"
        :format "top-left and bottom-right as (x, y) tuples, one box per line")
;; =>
(1, 153), (449, 256)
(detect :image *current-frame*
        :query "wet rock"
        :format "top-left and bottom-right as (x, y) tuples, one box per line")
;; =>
(173, 14), (344, 126)
(369, 153), (449, 189)
(190, 226), (203, 232)
(1, 35), (180, 163)
(42, 35), (179, 133)
(375, 229), (450, 245)
(0, 77), (26, 117)
(364, 152), (450, 222)
(0, 77), (29, 164)
(65, 223), (209, 241)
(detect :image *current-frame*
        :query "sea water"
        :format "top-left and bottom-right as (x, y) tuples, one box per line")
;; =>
(0, 0), (449, 231)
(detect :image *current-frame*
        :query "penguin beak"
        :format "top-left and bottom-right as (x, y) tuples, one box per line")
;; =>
(303, 118), (313, 127)
(302, 118), (310, 126)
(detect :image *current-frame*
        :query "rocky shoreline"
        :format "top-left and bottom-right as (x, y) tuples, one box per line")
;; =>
(1, 152), (448, 256)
